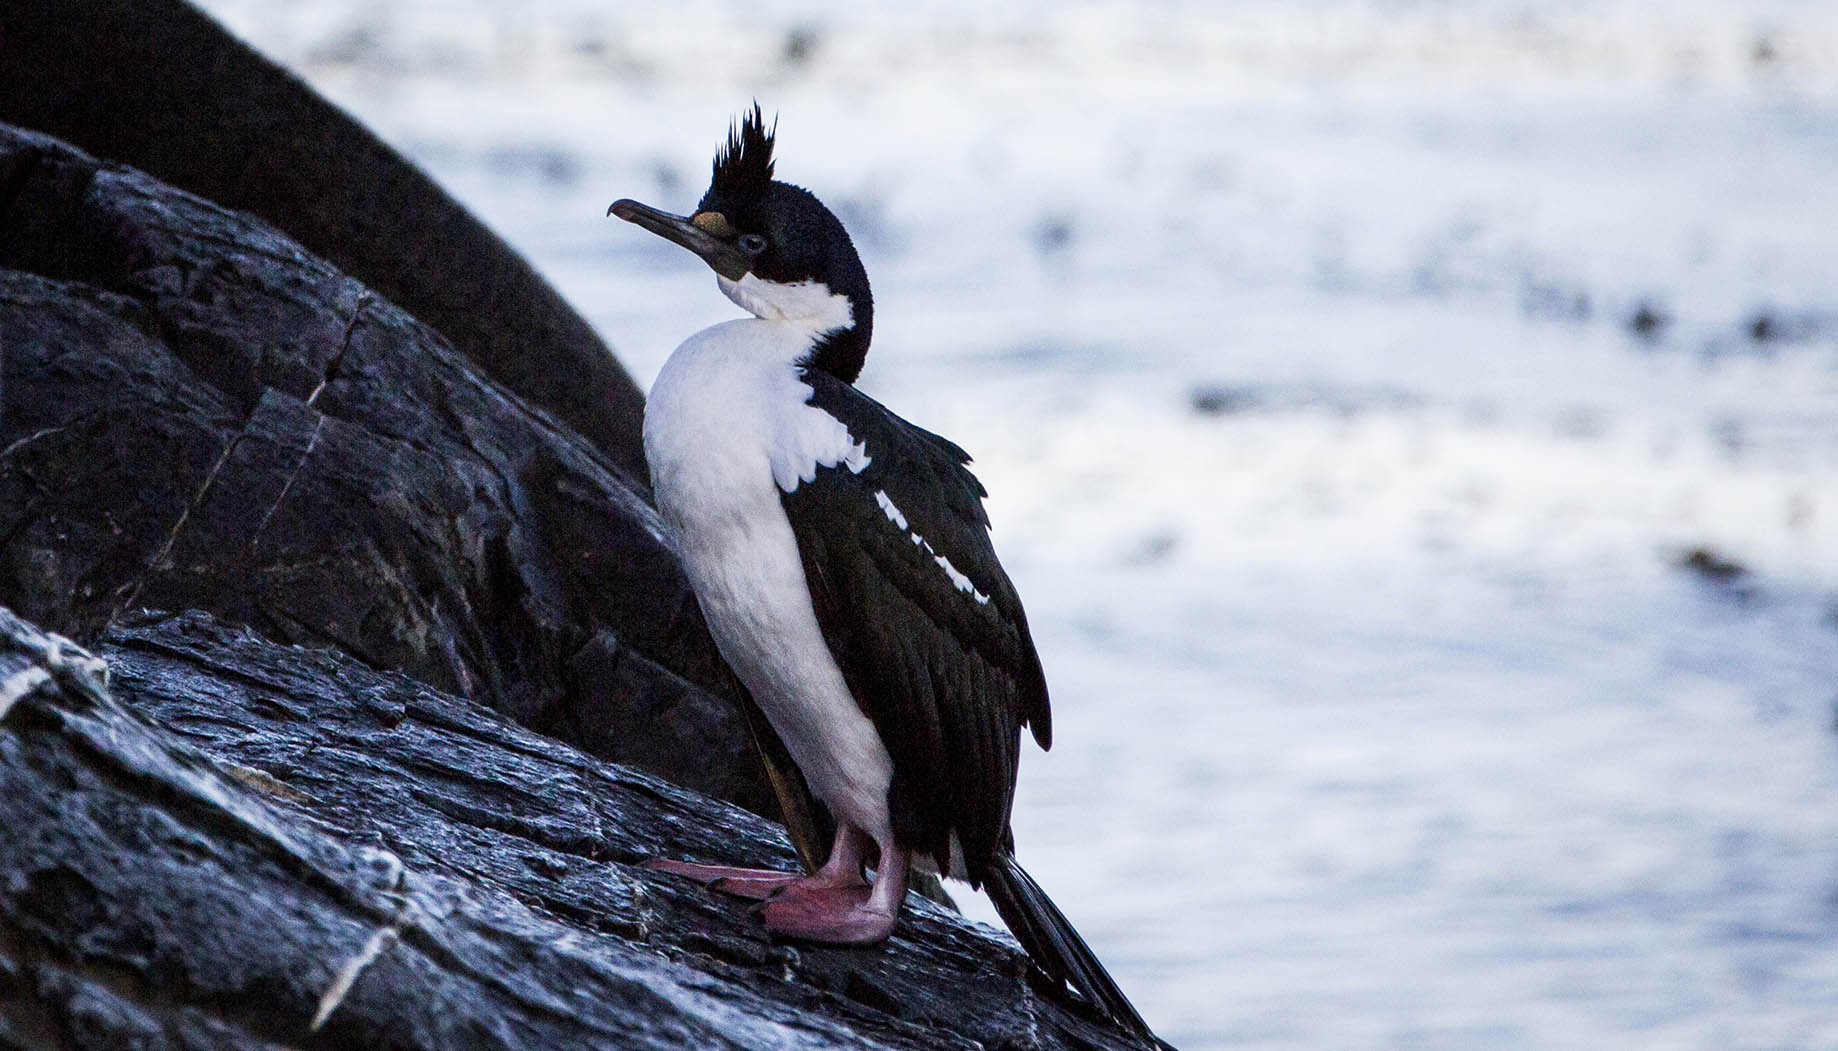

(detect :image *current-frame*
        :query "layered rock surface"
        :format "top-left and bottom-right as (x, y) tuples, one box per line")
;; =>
(0, 607), (1145, 1049)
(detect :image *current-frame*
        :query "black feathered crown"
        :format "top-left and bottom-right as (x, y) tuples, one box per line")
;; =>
(709, 103), (777, 203)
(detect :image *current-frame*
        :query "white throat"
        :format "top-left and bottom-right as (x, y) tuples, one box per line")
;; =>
(718, 273), (853, 335)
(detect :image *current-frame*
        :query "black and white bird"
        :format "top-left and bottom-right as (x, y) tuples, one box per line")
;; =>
(610, 106), (1153, 1039)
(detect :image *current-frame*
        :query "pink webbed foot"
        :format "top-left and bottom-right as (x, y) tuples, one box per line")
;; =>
(761, 884), (898, 946)
(648, 825), (898, 943)
(641, 858), (805, 901)
(760, 840), (911, 947)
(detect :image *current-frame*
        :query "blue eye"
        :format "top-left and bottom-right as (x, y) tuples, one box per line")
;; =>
(738, 233), (768, 255)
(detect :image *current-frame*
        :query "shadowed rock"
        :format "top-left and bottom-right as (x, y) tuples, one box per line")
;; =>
(0, 606), (1149, 1050)
(0, 122), (766, 814)
(0, 0), (649, 480)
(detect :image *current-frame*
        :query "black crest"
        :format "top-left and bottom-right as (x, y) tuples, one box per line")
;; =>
(710, 103), (776, 204)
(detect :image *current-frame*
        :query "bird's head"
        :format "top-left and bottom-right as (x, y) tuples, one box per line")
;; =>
(609, 104), (874, 384)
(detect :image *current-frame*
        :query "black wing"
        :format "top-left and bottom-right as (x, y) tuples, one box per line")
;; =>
(781, 370), (1049, 886)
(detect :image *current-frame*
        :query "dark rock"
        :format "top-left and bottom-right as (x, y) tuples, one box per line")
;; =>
(0, 606), (1151, 1050)
(1519, 281), (1591, 322)
(1628, 300), (1669, 341)
(0, 122), (766, 815)
(781, 25), (823, 69)
(1746, 309), (1784, 345)
(1732, 306), (1827, 350)
(1675, 547), (1754, 603)
(1677, 547), (1745, 581)
(1189, 384), (1261, 417)
(1033, 214), (1076, 256)
(0, 0), (650, 480)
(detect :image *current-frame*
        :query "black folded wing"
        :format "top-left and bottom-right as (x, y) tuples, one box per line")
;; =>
(780, 370), (1050, 885)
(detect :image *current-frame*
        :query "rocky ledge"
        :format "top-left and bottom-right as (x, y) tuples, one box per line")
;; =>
(0, 608), (1147, 1049)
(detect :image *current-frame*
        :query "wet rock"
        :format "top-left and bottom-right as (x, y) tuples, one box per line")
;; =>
(0, 606), (1151, 1050)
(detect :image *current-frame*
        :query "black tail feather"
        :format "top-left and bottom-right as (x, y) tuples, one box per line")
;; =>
(982, 848), (1157, 1042)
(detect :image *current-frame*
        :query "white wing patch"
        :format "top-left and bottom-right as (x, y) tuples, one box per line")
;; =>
(770, 372), (871, 493)
(930, 550), (991, 604)
(872, 489), (992, 606)
(874, 490), (908, 530)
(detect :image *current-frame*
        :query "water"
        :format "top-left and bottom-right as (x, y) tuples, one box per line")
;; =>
(190, 2), (1838, 1046)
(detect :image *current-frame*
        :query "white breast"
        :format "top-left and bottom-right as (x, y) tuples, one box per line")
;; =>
(643, 316), (892, 842)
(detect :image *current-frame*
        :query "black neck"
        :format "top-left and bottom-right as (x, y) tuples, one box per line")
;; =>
(804, 291), (873, 385)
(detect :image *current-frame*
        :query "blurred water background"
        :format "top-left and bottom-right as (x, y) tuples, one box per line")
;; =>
(189, 1), (1838, 1046)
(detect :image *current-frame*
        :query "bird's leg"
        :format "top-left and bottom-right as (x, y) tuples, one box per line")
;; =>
(643, 822), (865, 901)
(798, 822), (872, 891)
(762, 840), (910, 946)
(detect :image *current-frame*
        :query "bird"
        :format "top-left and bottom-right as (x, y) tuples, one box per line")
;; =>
(609, 105), (1155, 1040)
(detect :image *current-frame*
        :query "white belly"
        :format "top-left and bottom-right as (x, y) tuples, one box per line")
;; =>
(643, 319), (892, 842)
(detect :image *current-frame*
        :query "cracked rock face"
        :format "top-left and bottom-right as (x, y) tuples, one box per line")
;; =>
(0, 123), (769, 815)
